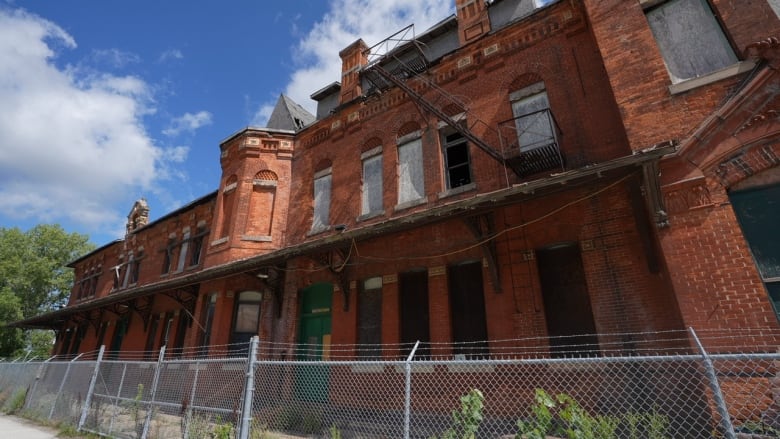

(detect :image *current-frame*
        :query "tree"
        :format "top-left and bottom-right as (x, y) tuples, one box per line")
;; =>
(0, 224), (94, 357)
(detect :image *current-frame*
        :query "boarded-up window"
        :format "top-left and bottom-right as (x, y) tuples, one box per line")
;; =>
(362, 153), (383, 215)
(448, 261), (488, 358)
(357, 277), (382, 358)
(646, 0), (737, 83)
(399, 270), (430, 359)
(312, 169), (332, 231)
(398, 139), (425, 204)
(510, 83), (555, 151)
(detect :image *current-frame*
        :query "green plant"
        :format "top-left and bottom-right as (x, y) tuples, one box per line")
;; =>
(4, 388), (27, 414)
(212, 416), (234, 439)
(516, 390), (669, 439)
(184, 412), (212, 439)
(328, 424), (342, 439)
(434, 388), (485, 439)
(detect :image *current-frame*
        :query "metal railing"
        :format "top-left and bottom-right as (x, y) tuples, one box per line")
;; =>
(1, 328), (779, 438)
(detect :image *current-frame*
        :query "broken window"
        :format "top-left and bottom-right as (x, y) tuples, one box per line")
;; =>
(312, 168), (332, 232)
(397, 138), (425, 205)
(161, 237), (175, 275)
(645, 0), (737, 83)
(441, 130), (472, 189)
(190, 226), (206, 267)
(357, 277), (383, 358)
(510, 82), (556, 152)
(176, 229), (190, 272)
(361, 151), (383, 215)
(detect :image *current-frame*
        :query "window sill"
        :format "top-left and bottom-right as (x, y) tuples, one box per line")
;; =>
(394, 196), (428, 212)
(438, 182), (476, 199)
(669, 60), (756, 95)
(241, 235), (272, 242)
(210, 236), (229, 247)
(357, 210), (385, 222)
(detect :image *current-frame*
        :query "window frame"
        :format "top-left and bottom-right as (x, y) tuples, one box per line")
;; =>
(311, 167), (333, 233)
(440, 128), (472, 190)
(396, 136), (426, 207)
(643, 0), (741, 87)
(360, 147), (384, 217)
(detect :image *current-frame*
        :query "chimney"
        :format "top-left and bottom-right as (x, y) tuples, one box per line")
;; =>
(456, 0), (491, 45)
(339, 39), (369, 105)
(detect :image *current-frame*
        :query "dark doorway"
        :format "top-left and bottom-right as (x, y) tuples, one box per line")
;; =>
(448, 261), (488, 358)
(399, 270), (430, 359)
(537, 243), (599, 357)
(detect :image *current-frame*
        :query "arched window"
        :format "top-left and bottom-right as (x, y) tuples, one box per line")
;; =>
(219, 175), (238, 239)
(246, 170), (278, 239)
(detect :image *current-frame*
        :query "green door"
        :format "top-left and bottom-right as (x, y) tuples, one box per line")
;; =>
(295, 283), (332, 402)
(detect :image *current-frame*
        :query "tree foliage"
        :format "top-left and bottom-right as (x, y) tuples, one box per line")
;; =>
(0, 224), (94, 357)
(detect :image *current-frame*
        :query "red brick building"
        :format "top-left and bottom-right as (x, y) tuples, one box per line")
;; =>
(16, 0), (780, 360)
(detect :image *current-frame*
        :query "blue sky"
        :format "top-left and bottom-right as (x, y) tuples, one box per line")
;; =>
(0, 0), (453, 245)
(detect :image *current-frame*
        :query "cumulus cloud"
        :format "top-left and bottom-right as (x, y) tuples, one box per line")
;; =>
(163, 111), (213, 137)
(0, 8), (187, 235)
(251, 0), (453, 125)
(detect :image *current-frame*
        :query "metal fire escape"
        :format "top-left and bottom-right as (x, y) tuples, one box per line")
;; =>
(360, 25), (565, 178)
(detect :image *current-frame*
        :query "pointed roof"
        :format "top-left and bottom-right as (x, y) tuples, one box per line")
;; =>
(266, 94), (315, 132)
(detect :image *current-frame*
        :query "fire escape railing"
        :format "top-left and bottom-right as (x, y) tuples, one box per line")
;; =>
(498, 109), (565, 177)
(361, 26), (565, 179)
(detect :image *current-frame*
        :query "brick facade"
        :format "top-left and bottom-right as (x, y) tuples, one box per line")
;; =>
(20, 0), (778, 367)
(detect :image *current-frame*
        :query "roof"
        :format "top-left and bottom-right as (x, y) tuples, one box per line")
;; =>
(266, 94), (316, 132)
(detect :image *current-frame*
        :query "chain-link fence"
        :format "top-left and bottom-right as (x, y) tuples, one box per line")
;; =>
(1, 328), (779, 438)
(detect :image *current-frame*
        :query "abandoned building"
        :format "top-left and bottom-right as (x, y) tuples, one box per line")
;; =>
(13, 0), (780, 365)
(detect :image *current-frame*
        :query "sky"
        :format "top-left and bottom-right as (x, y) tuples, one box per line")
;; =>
(0, 0), (454, 245)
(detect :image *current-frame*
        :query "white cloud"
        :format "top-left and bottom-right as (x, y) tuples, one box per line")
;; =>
(90, 48), (140, 68)
(158, 48), (183, 62)
(252, 0), (453, 125)
(0, 8), (187, 236)
(163, 111), (213, 137)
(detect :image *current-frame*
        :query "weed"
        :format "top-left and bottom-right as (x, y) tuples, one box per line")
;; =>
(4, 388), (27, 414)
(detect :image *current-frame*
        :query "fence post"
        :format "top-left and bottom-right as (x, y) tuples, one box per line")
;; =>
(689, 327), (736, 439)
(141, 345), (166, 439)
(238, 336), (260, 439)
(78, 345), (105, 431)
(108, 362), (128, 436)
(25, 355), (55, 410)
(403, 341), (420, 439)
(182, 357), (202, 439)
(49, 352), (84, 420)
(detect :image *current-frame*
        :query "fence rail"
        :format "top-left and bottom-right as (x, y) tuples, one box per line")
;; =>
(1, 328), (779, 438)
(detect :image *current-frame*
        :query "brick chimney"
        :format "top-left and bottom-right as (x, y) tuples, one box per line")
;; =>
(456, 0), (491, 45)
(339, 39), (369, 104)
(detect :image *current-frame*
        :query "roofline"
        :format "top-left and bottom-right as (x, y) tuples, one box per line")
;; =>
(12, 143), (675, 329)
(219, 126), (296, 146)
(67, 239), (124, 268)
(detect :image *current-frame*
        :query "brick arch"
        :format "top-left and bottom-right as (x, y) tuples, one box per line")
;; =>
(396, 121), (421, 139)
(255, 170), (278, 181)
(507, 72), (545, 92)
(698, 119), (780, 190)
(442, 103), (465, 117)
(314, 158), (333, 172)
(360, 137), (383, 153)
(225, 174), (238, 185)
